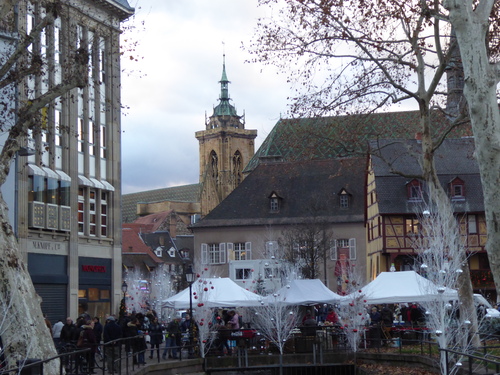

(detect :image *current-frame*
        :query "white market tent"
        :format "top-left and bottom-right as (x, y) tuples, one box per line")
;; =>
(344, 271), (458, 305)
(262, 279), (343, 306)
(162, 277), (263, 309)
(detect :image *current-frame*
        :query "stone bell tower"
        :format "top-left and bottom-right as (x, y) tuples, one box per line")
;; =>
(195, 56), (257, 217)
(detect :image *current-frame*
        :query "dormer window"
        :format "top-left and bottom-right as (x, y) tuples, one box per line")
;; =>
(449, 177), (465, 201)
(407, 179), (422, 201)
(338, 189), (351, 209)
(268, 192), (281, 212)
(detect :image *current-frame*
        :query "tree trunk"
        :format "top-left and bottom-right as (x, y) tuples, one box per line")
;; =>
(0, 191), (59, 372)
(446, 0), (500, 302)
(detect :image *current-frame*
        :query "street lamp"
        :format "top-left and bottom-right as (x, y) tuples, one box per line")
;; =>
(185, 265), (196, 355)
(122, 280), (128, 297)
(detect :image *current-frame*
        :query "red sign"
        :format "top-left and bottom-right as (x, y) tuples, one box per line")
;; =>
(81, 265), (106, 273)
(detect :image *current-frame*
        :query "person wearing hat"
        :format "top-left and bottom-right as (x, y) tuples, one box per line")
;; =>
(103, 316), (122, 374)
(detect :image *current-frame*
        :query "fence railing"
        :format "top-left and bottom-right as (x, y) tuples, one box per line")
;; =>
(0, 335), (198, 375)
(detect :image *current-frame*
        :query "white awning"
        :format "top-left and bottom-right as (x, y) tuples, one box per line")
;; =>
(42, 167), (59, 180)
(28, 164), (46, 176)
(101, 180), (115, 192)
(89, 177), (105, 189)
(55, 170), (71, 182)
(78, 175), (93, 187)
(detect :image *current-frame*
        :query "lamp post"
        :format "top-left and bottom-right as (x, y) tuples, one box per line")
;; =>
(185, 265), (196, 355)
(122, 280), (128, 298)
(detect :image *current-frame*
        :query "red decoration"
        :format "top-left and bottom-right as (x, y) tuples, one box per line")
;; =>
(211, 286), (214, 289)
(199, 322), (204, 326)
(345, 280), (349, 283)
(204, 268), (208, 271)
(204, 287), (208, 291)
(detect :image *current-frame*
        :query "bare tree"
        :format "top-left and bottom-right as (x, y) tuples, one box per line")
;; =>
(413, 204), (477, 373)
(280, 221), (334, 281)
(338, 264), (367, 352)
(249, 0), (479, 344)
(252, 295), (299, 357)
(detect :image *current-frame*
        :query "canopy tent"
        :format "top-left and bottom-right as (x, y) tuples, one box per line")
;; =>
(262, 279), (343, 306)
(344, 271), (458, 305)
(162, 277), (263, 309)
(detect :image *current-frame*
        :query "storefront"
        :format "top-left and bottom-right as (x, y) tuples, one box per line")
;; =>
(78, 257), (112, 318)
(28, 253), (68, 323)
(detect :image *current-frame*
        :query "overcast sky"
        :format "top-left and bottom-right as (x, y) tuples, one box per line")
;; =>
(120, 0), (290, 194)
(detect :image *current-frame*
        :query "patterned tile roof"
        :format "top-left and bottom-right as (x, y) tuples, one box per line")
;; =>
(370, 138), (484, 214)
(244, 110), (471, 173)
(193, 158), (366, 228)
(122, 183), (201, 223)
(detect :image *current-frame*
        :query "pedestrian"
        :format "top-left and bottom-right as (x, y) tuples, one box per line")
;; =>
(52, 319), (64, 347)
(125, 318), (147, 365)
(60, 317), (79, 345)
(163, 317), (181, 359)
(78, 320), (98, 374)
(148, 316), (164, 359)
(103, 316), (122, 374)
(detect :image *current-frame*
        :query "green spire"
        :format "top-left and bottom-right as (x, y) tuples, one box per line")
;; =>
(213, 54), (238, 117)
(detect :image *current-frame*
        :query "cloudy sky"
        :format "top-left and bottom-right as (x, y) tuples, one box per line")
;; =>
(120, 0), (290, 194)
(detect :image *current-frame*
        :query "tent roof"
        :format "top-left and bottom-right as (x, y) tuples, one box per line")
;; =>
(345, 271), (458, 305)
(162, 278), (262, 309)
(263, 279), (343, 306)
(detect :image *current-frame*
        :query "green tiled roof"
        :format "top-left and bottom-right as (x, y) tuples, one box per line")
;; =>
(244, 110), (471, 173)
(122, 183), (201, 223)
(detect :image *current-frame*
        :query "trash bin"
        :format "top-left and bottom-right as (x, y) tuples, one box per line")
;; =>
(17, 358), (42, 375)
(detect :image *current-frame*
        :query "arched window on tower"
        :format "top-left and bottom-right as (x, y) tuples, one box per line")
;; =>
(210, 150), (219, 184)
(233, 150), (242, 185)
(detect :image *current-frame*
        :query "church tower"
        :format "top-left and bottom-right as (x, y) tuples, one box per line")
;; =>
(196, 56), (257, 217)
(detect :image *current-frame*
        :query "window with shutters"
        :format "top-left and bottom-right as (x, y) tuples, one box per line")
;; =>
(201, 243), (227, 265)
(330, 238), (356, 260)
(232, 242), (251, 260)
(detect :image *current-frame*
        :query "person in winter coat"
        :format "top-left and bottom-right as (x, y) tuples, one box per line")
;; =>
(125, 318), (147, 365)
(103, 316), (122, 374)
(148, 317), (164, 359)
(79, 320), (98, 373)
(163, 317), (181, 359)
(325, 308), (339, 325)
(60, 317), (79, 344)
(52, 319), (64, 347)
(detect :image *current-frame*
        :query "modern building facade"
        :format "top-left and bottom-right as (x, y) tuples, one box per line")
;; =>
(0, 0), (133, 322)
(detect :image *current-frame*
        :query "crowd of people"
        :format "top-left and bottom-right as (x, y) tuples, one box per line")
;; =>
(46, 308), (244, 373)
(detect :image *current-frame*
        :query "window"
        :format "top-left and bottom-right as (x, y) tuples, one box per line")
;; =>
(407, 179), (422, 201)
(468, 215), (477, 234)
(330, 238), (356, 260)
(268, 192), (281, 212)
(201, 243), (226, 265)
(405, 218), (419, 235)
(78, 188), (85, 234)
(101, 192), (108, 237)
(264, 267), (277, 279)
(270, 198), (279, 211)
(450, 177), (465, 200)
(78, 186), (109, 237)
(235, 268), (252, 280)
(231, 242), (251, 260)
(339, 189), (350, 208)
